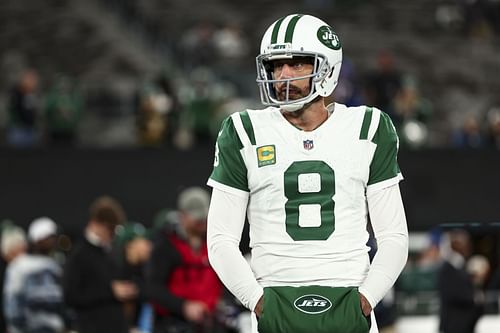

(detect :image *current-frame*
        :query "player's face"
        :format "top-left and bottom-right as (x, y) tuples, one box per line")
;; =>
(272, 58), (314, 101)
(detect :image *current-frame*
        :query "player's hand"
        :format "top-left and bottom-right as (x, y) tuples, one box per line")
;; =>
(254, 296), (264, 318)
(111, 280), (138, 301)
(183, 300), (209, 323)
(358, 292), (372, 316)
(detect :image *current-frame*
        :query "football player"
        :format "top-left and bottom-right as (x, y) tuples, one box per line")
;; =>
(207, 14), (408, 333)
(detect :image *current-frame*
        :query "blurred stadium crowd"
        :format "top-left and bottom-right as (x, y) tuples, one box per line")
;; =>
(0, 189), (252, 333)
(2, 196), (500, 333)
(1, 0), (500, 150)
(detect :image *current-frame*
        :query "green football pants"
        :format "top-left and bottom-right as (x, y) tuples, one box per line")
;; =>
(257, 285), (371, 333)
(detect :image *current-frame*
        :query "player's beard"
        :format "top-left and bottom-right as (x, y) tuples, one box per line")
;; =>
(275, 82), (311, 101)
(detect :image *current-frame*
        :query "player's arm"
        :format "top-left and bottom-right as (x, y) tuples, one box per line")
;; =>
(358, 110), (409, 311)
(207, 114), (263, 312)
(207, 187), (263, 312)
(359, 183), (408, 312)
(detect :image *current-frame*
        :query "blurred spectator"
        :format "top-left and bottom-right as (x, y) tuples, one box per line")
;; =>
(63, 196), (138, 333)
(485, 106), (500, 149)
(452, 114), (485, 148)
(438, 229), (483, 333)
(175, 68), (226, 149)
(1, 224), (27, 333)
(435, 2), (465, 32)
(114, 222), (153, 330)
(212, 23), (249, 63)
(44, 75), (83, 146)
(151, 208), (179, 235)
(211, 23), (250, 93)
(391, 76), (433, 148)
(392, 76), (432, 126)
(487, 256), (500, 312)
(145, 186), (223, 333)
(364, 50), (402, 115)
(332, 59), (364, 107)
(180, 22), (217, 68)
(135, 73), (180, 147)
(398, 230), (442, 315)
(463, 0), (498, 39)
(6, 69), (41, 147)
(156, 73), (182, 143)
(135, 84), (170, 146)
(417, 229), (443, 270)
(3, 217), (67, 333)
(435, 0), (500, 38)
(0, 224), (27, 264)
(488, 264), (500, 290)
(466, 254), (490, 288)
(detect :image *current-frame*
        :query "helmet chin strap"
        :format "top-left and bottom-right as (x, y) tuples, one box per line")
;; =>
(281, 102), (305, 112)
(280, 94), (321, 113)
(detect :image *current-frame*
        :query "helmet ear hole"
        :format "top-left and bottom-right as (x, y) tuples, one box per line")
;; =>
(263, 60), (273, 73)
(327, 67), (334, 79)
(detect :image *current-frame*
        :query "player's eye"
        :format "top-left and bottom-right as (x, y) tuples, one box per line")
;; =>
(292, 62), (305, 71)
(273, 62), (284, 71)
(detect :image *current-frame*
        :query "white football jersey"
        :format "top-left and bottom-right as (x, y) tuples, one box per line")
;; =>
(208, 103), (402, 288)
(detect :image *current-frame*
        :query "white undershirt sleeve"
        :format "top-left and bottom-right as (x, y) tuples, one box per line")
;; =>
(207, 187), (263, 312)
(358, 183), (409, 308)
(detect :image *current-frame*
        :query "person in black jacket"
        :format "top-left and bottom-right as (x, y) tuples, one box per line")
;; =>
(114, 222), (153, 330)
(6, 69), (41, 147)
(438, 229), (483, 333)
(63, 196), (138, 333)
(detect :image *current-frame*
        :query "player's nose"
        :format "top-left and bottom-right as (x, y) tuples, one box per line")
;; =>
(277, 64), (294, 79)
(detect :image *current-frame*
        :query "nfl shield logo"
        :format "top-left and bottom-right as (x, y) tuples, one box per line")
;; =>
(303, 139), (314, 150)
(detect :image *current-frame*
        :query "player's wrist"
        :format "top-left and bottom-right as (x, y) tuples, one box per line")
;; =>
(358, 287), (377, 309)
(254, 296), (264, 318)
(248, 287), (264, 313)
(358, 292), (372, 316)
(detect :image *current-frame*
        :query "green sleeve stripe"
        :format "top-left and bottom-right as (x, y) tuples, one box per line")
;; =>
(225, 116), (244, 149)
(239, 111), (256, 145)
(359, 107), (373, 140)
(368, 112), (400, 185)
(209, 117), (249, 191)
(271, 17), (285, 44)
(284, 15), (303, 43)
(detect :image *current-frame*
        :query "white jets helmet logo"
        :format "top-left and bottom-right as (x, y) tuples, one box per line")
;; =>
(317, 26), (341, 50)
(293, 294), (333, 314)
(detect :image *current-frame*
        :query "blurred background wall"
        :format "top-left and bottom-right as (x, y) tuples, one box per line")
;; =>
(1, 148), (500, 237)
